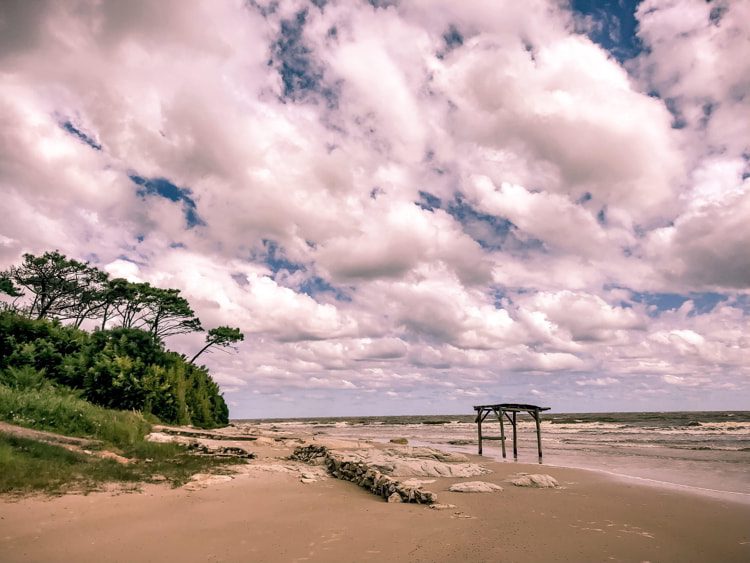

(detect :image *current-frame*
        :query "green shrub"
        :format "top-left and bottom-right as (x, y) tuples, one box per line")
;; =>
(0, 311), (228, 428)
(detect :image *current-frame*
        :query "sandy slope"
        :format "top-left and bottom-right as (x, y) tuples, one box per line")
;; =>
(1, 440), (749, 562)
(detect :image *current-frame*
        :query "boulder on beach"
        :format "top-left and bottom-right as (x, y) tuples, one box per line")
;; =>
(389, 438), (408, 445)
(448, 481), (503, 493)
(509, 474), (559, 488)
(386, 447), (469, 463)
(371, 457), (488, 478)
(387, 492), (403, 503)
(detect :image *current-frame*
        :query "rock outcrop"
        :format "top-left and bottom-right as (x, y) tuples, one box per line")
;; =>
(147, 431), (255, 459)
(448, 481), (503, 493)
(509, 474), (559, 488)
(291, 444), (441, 504)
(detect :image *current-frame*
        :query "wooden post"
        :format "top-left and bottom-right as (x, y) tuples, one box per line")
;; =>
(499, 409), (506, 458)
(477, 408), (483, 455)
(534, 409), (543, 464)
(512, 411), (518, 460)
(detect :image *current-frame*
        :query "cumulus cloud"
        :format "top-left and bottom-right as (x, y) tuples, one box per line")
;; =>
(1, 0), (749, 416)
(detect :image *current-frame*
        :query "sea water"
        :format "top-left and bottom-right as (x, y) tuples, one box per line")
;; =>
(237, 411), (750, 502)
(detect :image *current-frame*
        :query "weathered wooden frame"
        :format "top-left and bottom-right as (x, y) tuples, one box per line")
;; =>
(473, 403), (550, 464)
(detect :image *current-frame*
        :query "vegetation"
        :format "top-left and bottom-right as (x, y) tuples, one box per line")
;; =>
(0, 251), (249, 495)
(0, 250), (243, 428)
(0, 433), (235, 496)
(190, 326), (244, 364)
(0, 311), (228, 428)
(0, 367), (238, 495)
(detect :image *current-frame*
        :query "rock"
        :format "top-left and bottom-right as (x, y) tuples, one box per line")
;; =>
(386, 447), (469, 463)
(389, 437), (408, 445)
(387, 459), (488, 478)
(401, 478), (436, 488)
(387, 492), (403, 503)
(98, 450), (130, 464)
(448, 481), (503, 493)
(509, 474), (559, 488)
(429, 503), (457, 510)
(146, 432), (176, 444)
(188, 443), (255, 459)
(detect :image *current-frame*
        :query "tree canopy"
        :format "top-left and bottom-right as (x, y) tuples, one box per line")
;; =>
(190, 326), (245, 365)
(0, 251), (246, 426)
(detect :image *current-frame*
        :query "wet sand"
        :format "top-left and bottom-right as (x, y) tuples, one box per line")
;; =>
(1, 442), (749, 562)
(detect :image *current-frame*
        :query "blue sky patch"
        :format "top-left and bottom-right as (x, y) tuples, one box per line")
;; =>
(301, 275), (351, 302)
(447, 194), (525, 251)
(571, 0), (643, 62)
(129, 175), (205, 228)
(630, 291), (727, 316)
(258, 240), (350, 301)
(415, 190), (442, 212)
(273, 9), (337, 107)
(261, 239), (305, 274)
(60, 120), (101, 151)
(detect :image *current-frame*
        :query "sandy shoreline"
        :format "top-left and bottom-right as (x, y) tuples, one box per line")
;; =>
(2, 432), (749, 562)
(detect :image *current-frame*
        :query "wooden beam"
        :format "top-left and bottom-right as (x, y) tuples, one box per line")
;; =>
(477, 409), (483, 455)
(498, 409), (506, 458)
(512, 410), (518, 460)
(534, 409), (543, 464)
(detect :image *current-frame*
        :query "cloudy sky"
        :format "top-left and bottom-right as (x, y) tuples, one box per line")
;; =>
(1, 0), (749, 417)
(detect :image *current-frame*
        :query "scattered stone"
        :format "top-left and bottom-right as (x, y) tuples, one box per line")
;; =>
(289, 444), (329, 463)
(188, 443), (255, 459)
(429, 503), (457, 510)
(389, 437), (408, 445)
(448, 481), (503, 493)
(509, 474), (559, 488)
(151, 425), (259, 441)
(387, 492), (403, 503)
(291, 445), (440, 504)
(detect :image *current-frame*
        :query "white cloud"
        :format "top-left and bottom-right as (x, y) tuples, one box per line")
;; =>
(1, 0), (749, 416)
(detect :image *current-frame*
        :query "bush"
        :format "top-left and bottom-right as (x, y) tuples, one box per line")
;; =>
(0, 311), (228, 428)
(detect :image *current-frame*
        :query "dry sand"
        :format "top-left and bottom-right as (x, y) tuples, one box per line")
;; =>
(1, 439), (749, 562)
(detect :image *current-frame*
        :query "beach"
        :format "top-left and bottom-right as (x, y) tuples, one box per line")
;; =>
(2, 425), (749, 562)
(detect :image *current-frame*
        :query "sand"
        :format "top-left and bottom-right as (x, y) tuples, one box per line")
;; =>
(1, 439), (749, 562)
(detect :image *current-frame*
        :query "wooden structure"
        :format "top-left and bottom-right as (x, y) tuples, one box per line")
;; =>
(473, 403), (550, 463)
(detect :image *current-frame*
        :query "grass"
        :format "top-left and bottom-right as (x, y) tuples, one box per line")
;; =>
(0, 434), (238, 496)
(0, 368), (242, 496)
(0, 383), (150, 449)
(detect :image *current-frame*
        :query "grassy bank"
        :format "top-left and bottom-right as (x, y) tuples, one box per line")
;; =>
(0, 368), (241, 495)
(0, 433), (235, 495)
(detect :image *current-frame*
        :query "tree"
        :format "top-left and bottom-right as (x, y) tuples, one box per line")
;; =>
(5, 251), (96, 321)
(0, 274), (22, 297)
(61, 267), (111, 328)
(109, 279), (149, 329)
(190, 326), (244, 365)
(141, 286), (203, 341)
(106, 281), (202, 341)
(0, 274), (23, 312)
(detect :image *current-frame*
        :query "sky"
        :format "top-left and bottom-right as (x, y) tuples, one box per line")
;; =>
(1, 0), (749, 418)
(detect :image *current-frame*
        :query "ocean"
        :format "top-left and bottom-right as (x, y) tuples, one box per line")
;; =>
(237, 411), (750, 503)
